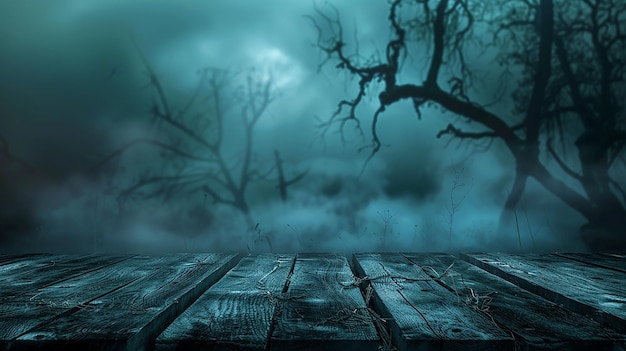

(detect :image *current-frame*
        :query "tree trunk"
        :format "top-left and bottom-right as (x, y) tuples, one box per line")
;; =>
(498, 169), (528, 244)
(529, 139), (626, 251)
(575, 131), (626, 251)
(580, 221), (626, 252)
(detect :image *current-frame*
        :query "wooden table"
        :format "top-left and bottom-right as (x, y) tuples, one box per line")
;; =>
(0, 252), (625, 350)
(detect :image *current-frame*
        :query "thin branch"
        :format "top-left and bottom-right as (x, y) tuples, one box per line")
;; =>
(118, 173), (203, 201)
(176, 68), (209, 120)
(94, 138), (215, 169)
(609, 177), (626, 207)
(547, 138), (583, 182)
(553, 33), (597, 129)
(357, 106), (386, 177)
(273, 150), (309, 201)
(437, 123), (524, 139)
(202, 184), (236, 207)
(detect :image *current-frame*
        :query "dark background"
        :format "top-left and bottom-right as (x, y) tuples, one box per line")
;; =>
(1, 0), (614, 253)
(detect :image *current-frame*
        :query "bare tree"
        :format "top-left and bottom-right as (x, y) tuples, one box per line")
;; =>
(101, 69), (270, 226)
(310, 0), (626, 250)
(98, 39), (297, 247)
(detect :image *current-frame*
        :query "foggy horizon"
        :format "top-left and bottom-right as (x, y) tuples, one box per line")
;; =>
(1, 0), (615, 254)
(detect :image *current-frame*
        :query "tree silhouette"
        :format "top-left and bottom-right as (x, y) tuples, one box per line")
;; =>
(99, 37), (307, 249)
(310, 0), (626, 250)
(273, 149), (309, 202)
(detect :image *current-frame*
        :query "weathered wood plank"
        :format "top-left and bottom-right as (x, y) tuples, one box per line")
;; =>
(270, 254), (380, 351)
(3, 252), (625, 350)
(355, 254), (513, 350)
(353, 253), (513, 351)
(155, 254), (295, 351)
(0, 254), (135, 299)
(461, 253), (626, 333)
(1, 255), (171, 344)
(555, 253), (626, 274)
(0, 255), (231, 347)
(603, 253), (626, 260)
(0, 253), (52, 266)
(0, 254), (74, 281)
(13, 253), (240, 351)
(404, 253), (626, 351)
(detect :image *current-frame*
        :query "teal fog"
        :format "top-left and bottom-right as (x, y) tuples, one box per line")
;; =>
(0, 0), (623, 253)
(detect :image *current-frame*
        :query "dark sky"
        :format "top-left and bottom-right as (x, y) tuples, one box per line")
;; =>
(0, 0), (591, 253)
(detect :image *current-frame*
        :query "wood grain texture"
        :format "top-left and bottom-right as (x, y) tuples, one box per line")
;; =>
(15, 253), (239, 351)
(0, 254), (71, 282)
(0, 253), (52, 266)
(603, 253), (626, 260)
(270, 253), (380, 351)
(554, 253), (626, 274)
(1, 254), (177, 343)
(7, 254), (239, 351)
(2, 252), (626, 351)
(155, 254), (295, 351)
(461, 253), (626, 333)
(0, 254), (134, 299)
(405, 253), (626, 351)
(353, 253), (513, 351)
